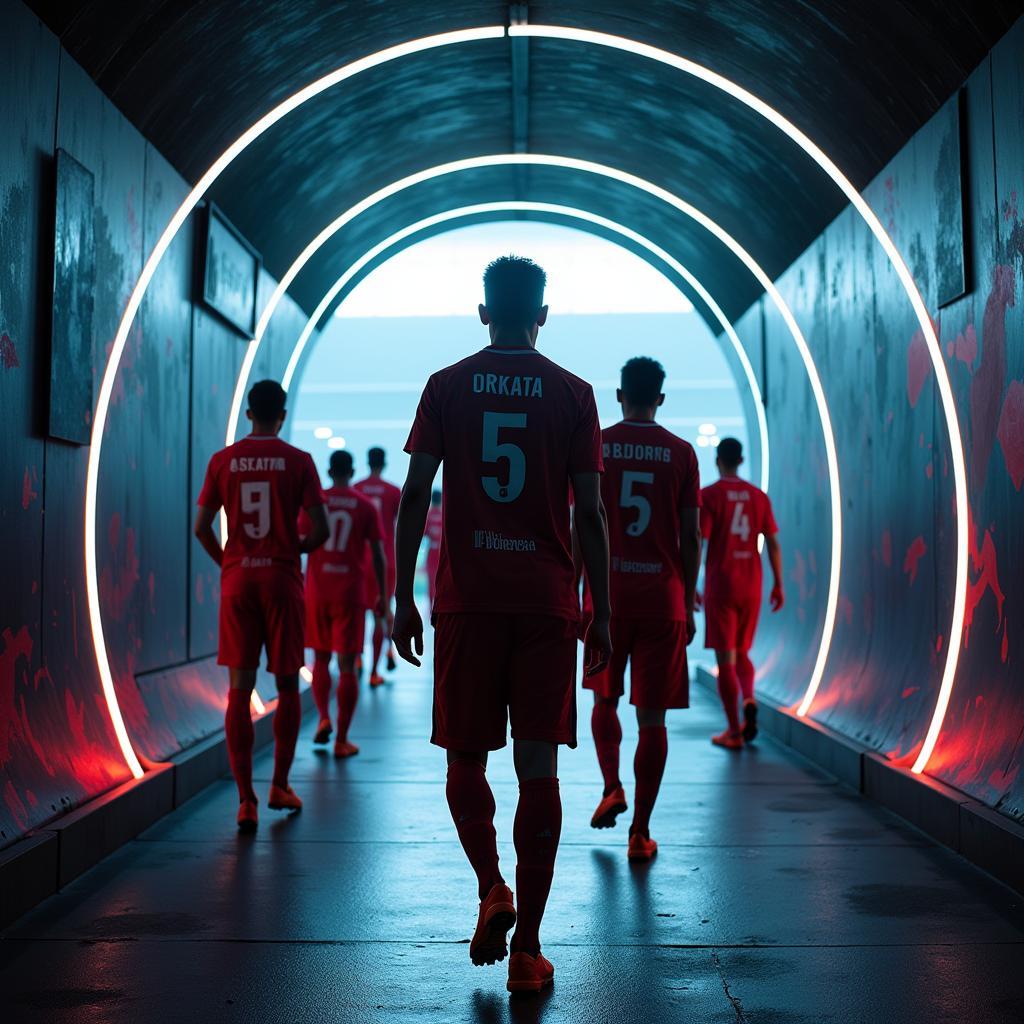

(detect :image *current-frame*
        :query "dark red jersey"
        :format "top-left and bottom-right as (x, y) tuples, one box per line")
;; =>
(600, 420), (700, 620)
(425, 505), (443, 561)
(197, 434), (323, 593)
(353, 476), (401, 565)
(302, 484), (382, 604)
(405, 346), (603, 619)
(700, 477), (778, 602)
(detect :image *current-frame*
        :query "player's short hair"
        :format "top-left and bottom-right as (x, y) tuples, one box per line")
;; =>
(483, 255), (546, 327)
(248, 380), (286, 422)
(329, 450), (354, 478)
(620, 356), (666, 407)
(367, 447), (386, 470)
(717, 437), (743, 468)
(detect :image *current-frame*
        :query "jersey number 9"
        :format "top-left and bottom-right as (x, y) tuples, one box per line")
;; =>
(241, 481), (271, 540)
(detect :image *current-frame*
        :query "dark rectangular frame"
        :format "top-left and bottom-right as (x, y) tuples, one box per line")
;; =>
(200, 202), (260, 337)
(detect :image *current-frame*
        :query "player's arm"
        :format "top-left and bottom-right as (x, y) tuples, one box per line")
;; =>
(393, 452), (440, 667)
(572, 470), (612, 676)
(766, 532), (784, 611)
(299, 503), (329, 553)
(370, 538), (388, 617)
(193, 505), (223, 567)
(678, 505), (701, 643)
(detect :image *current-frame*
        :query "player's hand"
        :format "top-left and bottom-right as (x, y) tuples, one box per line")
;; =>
(770, 584), (785, 612)
(685, 610), (697, 645)
(392, 600), (424, 667)
(584, 616), (612, 677)
(694, 590), (703, 610)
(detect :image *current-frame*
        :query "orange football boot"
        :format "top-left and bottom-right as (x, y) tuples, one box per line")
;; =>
(267, 785), (302, 811)
(590, 785), (628, 829)
(627, 831), (658, 862)
(469, 882), (517, 966)
(507, 951), (555, 994)
(334, 739), (360, 758)
(236, 799), (258, 833)
(369, 672), (385, 688)
(711, 730), (744, 750)
(313, 718), (332, 744)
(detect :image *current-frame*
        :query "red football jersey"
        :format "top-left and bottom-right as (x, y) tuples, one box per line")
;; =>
(197, 434), (323, 593)
(405, 346), (603, 619)
(353, 476), (401, 566)
(425, 505), (443, 558)
(601, 420), (700, 620)
(701, 477), (778, 601)
(302, 484), (382, 604)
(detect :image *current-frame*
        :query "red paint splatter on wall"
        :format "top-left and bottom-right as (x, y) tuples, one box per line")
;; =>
(996, 379), (1024, 490)
(963, 524), (1004, 648)
(0, 627), (34, 764)
(906, 331), (931, 408)
(903, 536), (927, 585)
(954, 324), (978, 367)
(99, 515), (140, 622)
(880, 530), (892, 568)
(1, 333), (19, 369)
(970, 265), (1014, 489)
(21, 466), (38, 509)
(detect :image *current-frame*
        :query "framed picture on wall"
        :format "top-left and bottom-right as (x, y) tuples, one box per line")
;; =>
(201, 203), (260, 337)
(49, 148), (96, 445)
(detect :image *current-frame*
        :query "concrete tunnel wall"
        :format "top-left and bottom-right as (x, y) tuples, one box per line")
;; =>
(0, 0), (1022, 852)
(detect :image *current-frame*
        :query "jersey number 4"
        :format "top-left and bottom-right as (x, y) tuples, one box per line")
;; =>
(482, 411), (526, 503)
(730, 501), (751, 542)
(241, 481), (270, 540)
(620, 470), (654, 536)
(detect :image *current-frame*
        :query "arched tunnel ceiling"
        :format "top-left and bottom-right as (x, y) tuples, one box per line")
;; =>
(28, 0), (1023, 324)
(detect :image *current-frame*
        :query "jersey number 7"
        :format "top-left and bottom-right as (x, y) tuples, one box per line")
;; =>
(482, 411), (527, 503)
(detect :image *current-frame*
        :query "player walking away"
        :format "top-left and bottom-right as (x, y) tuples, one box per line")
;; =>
(391, 256), (611, 995)
(304, 450), (387, 758)
(424, 488), (443, 612)
(583, 357), (701, 863)
(700, 437), (784, 749)
(193, 380), (328, 832)
(354, 448), (401, 686)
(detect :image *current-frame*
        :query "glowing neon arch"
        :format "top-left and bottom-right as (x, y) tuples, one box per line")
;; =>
(278, 203), (770, 496)
(86, 25), (963, 780)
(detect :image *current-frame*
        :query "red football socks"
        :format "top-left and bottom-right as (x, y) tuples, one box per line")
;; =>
(371, 620), (385, 673)
(717, 663), (742, 734)
(272, 688), (301, 789)
(591, 701), (622, 795)
(311, 654), (331, 721)
(511, 777), (562, 956)
(336, 671), (359, 742)
(631, 725), (668, 836)
(446, 759), (503, 900)
(737, 652), (756, 702)
(225, 688), (256, 802)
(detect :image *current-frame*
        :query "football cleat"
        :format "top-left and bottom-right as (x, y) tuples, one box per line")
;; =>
(507, 951), (555, 994)
(369, 672), (385, 688)
(267, 784), (302, 811)
(627, 831), (658, 863)
(313, 718), (332, 744)
(742, 700), (759, 743)
(237, 799), (258, 833)
(590, 785), (628, 829)
(711, 730), (744, 750)
(333, 739), (360, 758)
(470, 883), (517, 966)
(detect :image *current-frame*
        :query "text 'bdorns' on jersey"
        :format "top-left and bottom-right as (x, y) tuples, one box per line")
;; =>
(601, 420), (701, 620)
(198, 435), (323, 592)
(405, 347), (603, 619)
(303, 484), (382, 604)
(701, 477), (778, 602)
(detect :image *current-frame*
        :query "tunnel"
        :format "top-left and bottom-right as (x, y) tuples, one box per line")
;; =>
(2, 0), (1024, 1018)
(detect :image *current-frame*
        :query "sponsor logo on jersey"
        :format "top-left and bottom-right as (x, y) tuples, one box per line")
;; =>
(472, 372), (543, 398)
(611, 556), (664, 574)
(230, 456), (286, 472)
(602, 442), (672, 463)
(473, 529), (538, 552)
(240, 556), (274, 568)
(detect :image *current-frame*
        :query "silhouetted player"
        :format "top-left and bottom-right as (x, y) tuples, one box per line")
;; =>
(304, 450), (387, 758)
(194, 380), (328, 832)
(584, 357), (701, 862)
(424, 488), (443, 612)
(392, 256), (611, 994)
(354, 448), (401, 686)
(700, 438), (783, 748)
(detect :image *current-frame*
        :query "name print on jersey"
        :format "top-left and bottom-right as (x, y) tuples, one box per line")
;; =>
(602, 442), (673, 464)
(472, 372), (544, 398)
(230, 456), (287, 472)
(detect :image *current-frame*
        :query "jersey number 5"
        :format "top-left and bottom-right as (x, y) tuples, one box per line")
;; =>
(482, 411), (527, 503)
(620, 470), (654, 536)
(730, 501), (751, 542)
(241, 481), (271, 540)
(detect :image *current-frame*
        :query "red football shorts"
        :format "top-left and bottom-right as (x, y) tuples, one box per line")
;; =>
(431, 613), (579, 751)
(585, 616), (689, 709)
(305, 592), (366, 655)
(218, 572), (305, 674)
(704, 587), (762, 652)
